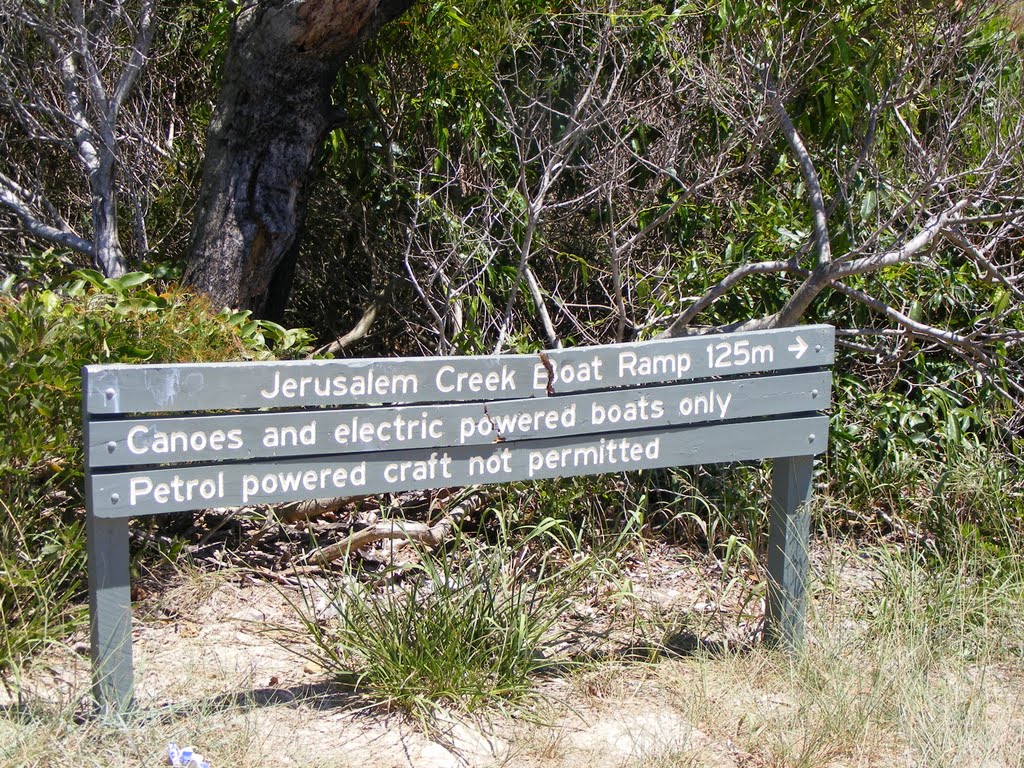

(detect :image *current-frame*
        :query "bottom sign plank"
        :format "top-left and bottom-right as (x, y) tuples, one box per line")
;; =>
(89, 416), (828, 518)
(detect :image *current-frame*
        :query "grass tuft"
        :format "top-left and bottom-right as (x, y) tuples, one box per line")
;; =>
(296, 533), (582, 720)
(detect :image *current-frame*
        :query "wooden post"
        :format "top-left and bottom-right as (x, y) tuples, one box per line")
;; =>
(84, 368), (134, 713)
(764, 454), (815, 649)
(87, 515), (134, 712)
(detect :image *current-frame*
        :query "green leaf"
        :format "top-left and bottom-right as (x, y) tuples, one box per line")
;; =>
(992, 287), (1010, 316)
(859, 190), (877, 220)
(112, 272), (153, 290)
(72, 269), (106, 290)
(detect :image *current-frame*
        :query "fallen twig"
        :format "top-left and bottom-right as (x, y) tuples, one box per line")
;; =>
(277, 495), (370, 524)
(311, 287), (390, 357)
(305, 488), (491, 566)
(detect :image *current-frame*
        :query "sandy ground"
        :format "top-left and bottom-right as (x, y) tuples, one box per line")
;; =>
(3, 543), (1022, 767)
(0, 546), (754, 767)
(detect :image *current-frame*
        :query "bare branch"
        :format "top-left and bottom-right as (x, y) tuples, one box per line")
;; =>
(0, 173), (94, 256)
(493, 202), (541, 354)
(831, 279), (1024, 402)
(832, 280), (973, 348)
(525, 264), (561, 349)
(314, 288), (389, 357)
(943, 227), (1024, 299)
(69, 0), (112, 138)
(607, 188), (627, 342)
(835, 199), (974, 278)
(306, 490), (490, 565)
(770, 89), (831, 267)
(111, 0), (157, 117)
(660, 260), (799, 338)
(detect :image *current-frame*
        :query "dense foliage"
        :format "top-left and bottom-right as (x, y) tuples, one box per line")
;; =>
(282, 0), (1024, 516)
(0, 265), (311, 670)
(291, 1), (1017, 350)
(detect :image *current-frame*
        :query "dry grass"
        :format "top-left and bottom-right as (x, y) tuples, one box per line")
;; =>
(0, 699), (295, 768)
(1007, 0), (1024, 32)
(651, 542), (1024, 768)
(2, 535), (1023, 768)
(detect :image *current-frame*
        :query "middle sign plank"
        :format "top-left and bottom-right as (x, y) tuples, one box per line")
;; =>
(89, 371), (831, 468)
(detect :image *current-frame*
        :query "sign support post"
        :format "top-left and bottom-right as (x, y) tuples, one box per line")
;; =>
(765, 454), (815, 648)
(84, 370), (134, 713)
(86, 515), (133, 713)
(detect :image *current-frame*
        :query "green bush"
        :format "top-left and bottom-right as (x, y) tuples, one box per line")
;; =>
(0, 267), (313, 674)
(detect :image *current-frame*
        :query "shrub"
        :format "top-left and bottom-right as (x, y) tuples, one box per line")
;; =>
(0, 266), (313, 674)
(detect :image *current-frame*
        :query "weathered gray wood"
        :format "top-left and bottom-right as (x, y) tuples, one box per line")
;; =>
(83, 327), (834, 713)
(765, 455), (815, 649)
(87, 499), (134, 711)
(88, 416), (827, 517)
(89, 371), (832, 468)
(84, 367), (135, 714)
(84, 326), (835, 415)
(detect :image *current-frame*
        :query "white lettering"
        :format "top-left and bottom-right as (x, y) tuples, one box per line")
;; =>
(526, 437), (661, 478)
(467, 448), (513, 476)
(129, 472), (224, 506)
(127, 425), (149, 455)
(436, 365), (517, 394)
(381, 452), (455, 485)
(125, 425), (242, 455)
(241, 462), (366, 503)
(618, 350), (691, 379)
(533, 356), (604, 391)
(130, 476), (152, 504)
(332, 413), (444, 446)
(262, 369), (419, 401)
(676, 388), (733, 420)
(263, 420), (317, 449)
(591, 396), (662, 427)
(457, 404), (577, 444)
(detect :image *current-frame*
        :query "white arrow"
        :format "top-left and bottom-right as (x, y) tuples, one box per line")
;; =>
(788, 336), (808, 359)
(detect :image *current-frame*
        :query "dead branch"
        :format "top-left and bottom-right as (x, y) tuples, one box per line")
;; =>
(770, 87), (831, 268)
(525, 264), (562, 349)
(313, 288), (389, 357)
(276, 495), (371, 524)
(2, 1), (160, 276)
(305, 489), (491, 566)
(942, 227), (1024, 299)
(661, 261), (799, 337)
(0, 174), (95, 256)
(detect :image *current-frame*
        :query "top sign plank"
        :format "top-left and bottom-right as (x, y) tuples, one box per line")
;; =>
(84, 325), (834, 415)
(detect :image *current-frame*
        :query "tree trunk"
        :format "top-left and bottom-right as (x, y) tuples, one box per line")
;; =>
(185, 0), (414, 317)
(92, 154), (127, 279)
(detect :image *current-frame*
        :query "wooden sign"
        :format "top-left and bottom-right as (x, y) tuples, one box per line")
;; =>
(83, 325), (835, 713)
(90, 416), (827, 516)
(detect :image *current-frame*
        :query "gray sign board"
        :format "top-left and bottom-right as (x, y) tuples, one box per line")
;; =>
(83, 325), (836, 713)
(90, 416), (828, 517)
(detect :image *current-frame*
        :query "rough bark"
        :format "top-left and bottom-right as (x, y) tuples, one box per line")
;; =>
(185, 0), (415, 316)
(92, 153), (127, 278)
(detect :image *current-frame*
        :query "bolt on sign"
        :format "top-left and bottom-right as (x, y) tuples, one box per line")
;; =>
(83, 325), (835, 712)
